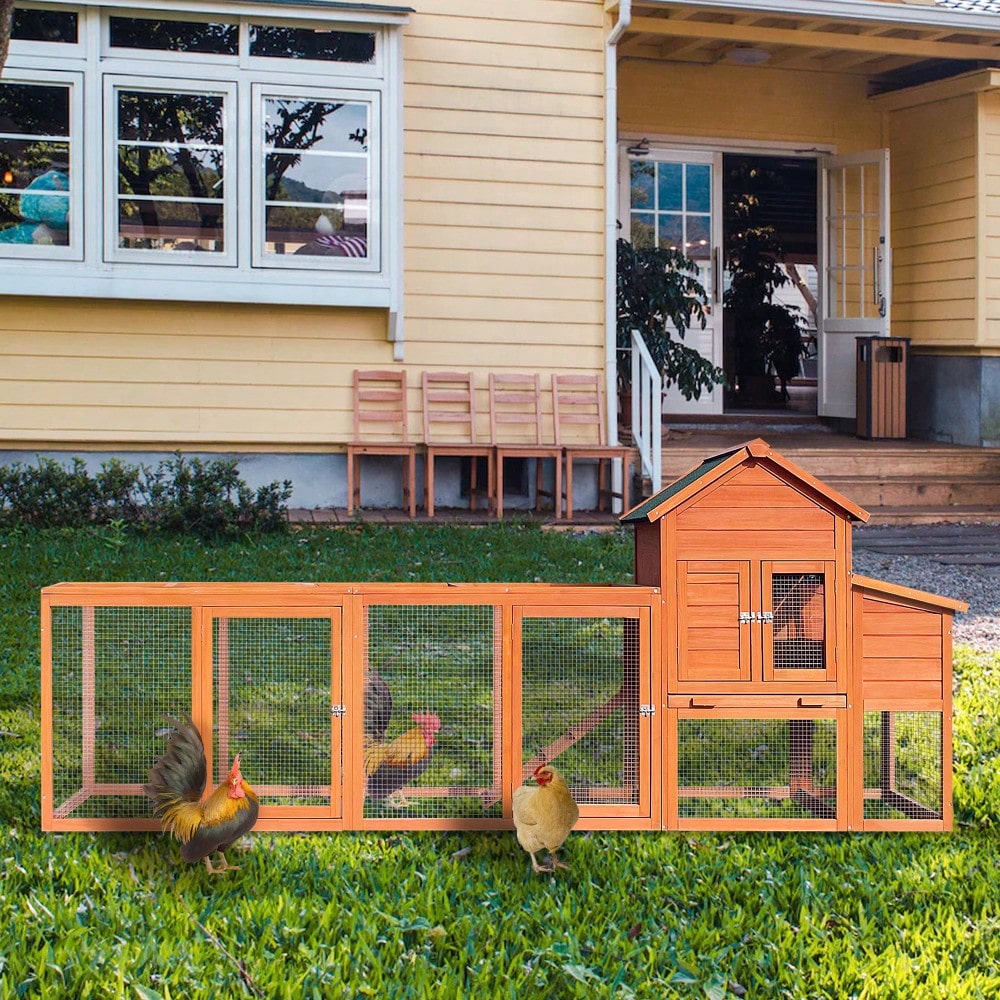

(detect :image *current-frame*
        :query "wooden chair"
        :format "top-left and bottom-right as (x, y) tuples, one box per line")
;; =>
(346, 370), (417, 517)
(488, 372), (562, 520)
(552, 373), (632, 519)
(421, 371), (493, 518)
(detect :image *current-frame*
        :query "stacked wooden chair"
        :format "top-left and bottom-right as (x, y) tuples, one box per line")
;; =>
(421, 371), (493, 518)
(552, 373), (632, 519)
(346, 369), (417, 518)
(488, 372), (562, 520)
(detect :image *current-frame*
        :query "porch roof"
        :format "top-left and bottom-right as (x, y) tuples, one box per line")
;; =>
(619, 1), (1000, 90)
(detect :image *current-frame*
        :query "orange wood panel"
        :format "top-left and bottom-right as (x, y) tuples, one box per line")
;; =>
(862, 610), (942, 634)
(861, 680), (944, 701)
(675, 530), (835, 557)
(863, 634), (942, 659)
(862, 659), (943, 681)
(39, 596), (54, 831)
(694, 483), (818, 508)
(676, 505), (835, 532)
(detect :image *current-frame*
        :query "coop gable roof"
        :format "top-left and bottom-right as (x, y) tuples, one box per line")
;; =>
(621, 438), (870, 524)
(852, 574), (968, 613)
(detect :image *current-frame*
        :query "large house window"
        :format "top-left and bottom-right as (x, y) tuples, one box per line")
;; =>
(0, 2), (406, 308)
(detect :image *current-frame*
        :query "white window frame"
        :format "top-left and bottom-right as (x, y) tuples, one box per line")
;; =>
(0, 68), (84, 262)
(104, 76), (238, 267)
(0, 1), (408, 311)
(252, 84), (380, 273)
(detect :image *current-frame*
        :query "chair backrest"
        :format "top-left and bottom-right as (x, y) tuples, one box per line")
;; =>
(551, 373), (608, 447)
(422, 371), (480, 444)
(352, 369), (409, 443)
(488, 373), (548, 446)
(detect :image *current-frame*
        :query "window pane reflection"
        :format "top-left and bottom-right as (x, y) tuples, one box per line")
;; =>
(116, 90), (226, 253)
(0, 83), (72, 247)
(262, 97), (369, 259)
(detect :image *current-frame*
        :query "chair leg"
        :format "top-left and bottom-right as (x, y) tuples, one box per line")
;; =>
(346, 451), (357, 515)
(565, 456), (574, 521)
(425, 453), (435, 518)
(406, 454), (416, 518)
(495, 452), (504, 519)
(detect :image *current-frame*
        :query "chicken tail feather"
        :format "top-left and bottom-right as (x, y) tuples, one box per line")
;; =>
(144, 716), (208, 841)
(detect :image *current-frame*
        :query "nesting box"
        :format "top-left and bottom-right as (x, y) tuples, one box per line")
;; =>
(40, 438), (965, 835)
(622, 437), (966, 831)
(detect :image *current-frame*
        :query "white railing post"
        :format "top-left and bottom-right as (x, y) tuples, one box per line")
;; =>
(630, 329), (662, 494)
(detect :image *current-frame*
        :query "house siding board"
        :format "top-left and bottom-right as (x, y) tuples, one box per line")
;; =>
(0, 3), (609, 450)
(618, 62), (881, 148)
(888, 94), (978, 345)
(982, 89), (1000, 342)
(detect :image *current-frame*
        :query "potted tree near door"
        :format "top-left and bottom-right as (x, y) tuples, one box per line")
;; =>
(724, 162), (807, 408)
(615, 236), (725, 432)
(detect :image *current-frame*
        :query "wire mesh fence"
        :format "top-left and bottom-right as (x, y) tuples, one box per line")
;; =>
(521, 616), (640, 807)
(772, 572), (826, 671)
(50, 605), (191, 820)
(362, 603), (501, 820)
(676, 716), (838, 822)
(863, 710), (943, 821)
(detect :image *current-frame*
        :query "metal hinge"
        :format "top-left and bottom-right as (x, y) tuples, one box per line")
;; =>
(738, 611), (755, 624)
(639, 704), (656, 717)
(759, 611), (774, 624)
(330, 704), (347, 718)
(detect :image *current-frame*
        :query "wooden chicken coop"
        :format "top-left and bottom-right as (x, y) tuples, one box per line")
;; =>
(40, 439), (965, 835)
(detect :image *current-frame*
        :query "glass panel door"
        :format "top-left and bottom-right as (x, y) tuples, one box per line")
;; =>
(624, 148), (723, 416)
(819, 149), (890, 419)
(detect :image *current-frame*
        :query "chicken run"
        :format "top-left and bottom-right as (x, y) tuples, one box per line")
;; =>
(41, 440), (966, 835)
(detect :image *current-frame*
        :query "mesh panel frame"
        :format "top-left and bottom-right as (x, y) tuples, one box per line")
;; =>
(50, 605), (192, 820)
(772, 573), (826, 671)
(521, 616), (641, 807)
(863, 711), (944, 821)
(212, 615), (337, 809)
(362, 603), (502, 820)
(676, 715), (838, 822)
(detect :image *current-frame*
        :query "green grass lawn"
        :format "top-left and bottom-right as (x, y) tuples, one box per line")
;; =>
(2, 523), (999, 998)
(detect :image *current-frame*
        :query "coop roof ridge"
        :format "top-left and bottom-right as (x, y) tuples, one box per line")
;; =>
(620, 437), (870, 524)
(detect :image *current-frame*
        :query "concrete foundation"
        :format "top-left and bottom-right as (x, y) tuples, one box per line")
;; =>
(908, 354), (1000, 448)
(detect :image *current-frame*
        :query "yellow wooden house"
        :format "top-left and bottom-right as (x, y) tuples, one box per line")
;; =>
(0, 0), (998, 509)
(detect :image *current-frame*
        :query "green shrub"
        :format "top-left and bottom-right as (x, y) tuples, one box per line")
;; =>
(0, 452), (291, 536)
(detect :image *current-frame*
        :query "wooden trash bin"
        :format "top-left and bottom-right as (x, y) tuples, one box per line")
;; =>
(856, 336), (909, 439)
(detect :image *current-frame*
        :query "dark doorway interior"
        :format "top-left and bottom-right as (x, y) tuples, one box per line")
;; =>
(722, 153), (818, 414)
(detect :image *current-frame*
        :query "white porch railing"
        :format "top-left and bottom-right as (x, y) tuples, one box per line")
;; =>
(630, 329), (662, 494)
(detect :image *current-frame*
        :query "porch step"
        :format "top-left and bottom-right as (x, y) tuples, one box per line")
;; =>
(648, 431), (1000, 525)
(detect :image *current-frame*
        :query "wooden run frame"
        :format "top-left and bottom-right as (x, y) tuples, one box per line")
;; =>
(41, 582), (662, 834)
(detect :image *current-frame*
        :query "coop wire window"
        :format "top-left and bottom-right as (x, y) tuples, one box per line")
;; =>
(0, 2), (408, 308)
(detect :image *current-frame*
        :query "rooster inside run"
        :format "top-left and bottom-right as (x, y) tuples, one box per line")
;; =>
(144, 716), (259, 874)
(364, 666), (441, 806)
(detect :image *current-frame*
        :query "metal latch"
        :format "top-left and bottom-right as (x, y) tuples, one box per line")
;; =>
(738, 611), (755, 624)
(759, 611), (774, 624)
(639, 704), (656, 717)
(739, 611), (774, 624)
(330, 704), (347, 718)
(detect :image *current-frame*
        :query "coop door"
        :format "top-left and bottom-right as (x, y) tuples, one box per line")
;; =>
(514, 606), (654, 823)
(677, 561), (752, 685)
(206, 608), (343, 819)
(761, 562), (837, 684)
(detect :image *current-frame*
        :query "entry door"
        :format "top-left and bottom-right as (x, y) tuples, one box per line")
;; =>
(624, 147), (723, 416)
(206, 608), (343, 819)
(818, 150), (891, 419)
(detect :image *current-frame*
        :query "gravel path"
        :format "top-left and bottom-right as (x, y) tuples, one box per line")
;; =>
(853, 524), (1000, 654)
